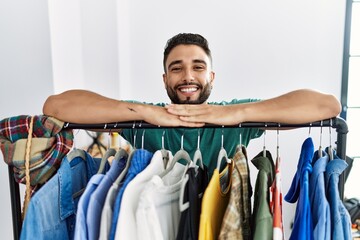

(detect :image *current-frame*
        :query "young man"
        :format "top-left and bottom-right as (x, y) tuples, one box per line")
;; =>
(43, 33), (341, 173)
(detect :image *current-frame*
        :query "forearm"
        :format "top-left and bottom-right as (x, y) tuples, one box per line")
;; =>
(43, 90), (147, 124)
(237, 89), (341, 124)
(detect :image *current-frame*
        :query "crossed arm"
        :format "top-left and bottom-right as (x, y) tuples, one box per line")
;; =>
(43, 89), (341, 127)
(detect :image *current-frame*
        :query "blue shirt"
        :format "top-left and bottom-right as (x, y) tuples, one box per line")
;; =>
(309, 151), (331, 240)
(20, 150), (99, 240)
(86, 157), (127, 240)
(74, 174), (104, 240)
(285, 137), (314, 240)
(325, 149), (352, 240)
(109, 149), (153, 240)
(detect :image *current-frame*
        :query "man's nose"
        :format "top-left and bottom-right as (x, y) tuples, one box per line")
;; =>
(183, 69), (194, 82)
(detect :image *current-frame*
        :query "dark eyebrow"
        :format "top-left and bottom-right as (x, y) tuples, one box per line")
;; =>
(167, 59), (207, 71)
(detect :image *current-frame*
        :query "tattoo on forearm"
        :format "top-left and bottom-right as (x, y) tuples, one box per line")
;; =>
(128, 107), (137, 113)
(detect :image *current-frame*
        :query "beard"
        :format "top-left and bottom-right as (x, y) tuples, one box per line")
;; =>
(166, 82), (212, 104)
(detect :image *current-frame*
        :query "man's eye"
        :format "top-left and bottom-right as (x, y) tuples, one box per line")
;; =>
(194, 66), (205, 70)
(171, 67), (181, 72)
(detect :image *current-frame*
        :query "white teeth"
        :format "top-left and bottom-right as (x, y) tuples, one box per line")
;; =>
(180, 87), (197, 92)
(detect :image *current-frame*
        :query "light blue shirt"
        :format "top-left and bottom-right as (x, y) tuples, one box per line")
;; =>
(86, 157), (126, 240)
(109, 149), (153, 240)
(309, 151), (331, 240)
(20, 150), (99, 240)
(74, 174), (104, 240)
(285, 137), (314, 240)
(325, 149), (352, 240)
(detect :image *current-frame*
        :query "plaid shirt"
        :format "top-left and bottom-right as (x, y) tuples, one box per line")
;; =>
(219, 145), (252, 240)
(0, 115), (73, 187)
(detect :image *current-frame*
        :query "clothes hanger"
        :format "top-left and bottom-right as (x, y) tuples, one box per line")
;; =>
(262, 124), (267, 157)
(318, 120), (323, 158)
(238, 123), (243, 154)
(160, 130), (170, 168)
(192, 129), (204, 170)
(158, 130), (192, 178)
(113, 127), (138, 184)
(67, 129), (86, 161)
(97, 131), (117, 174)
(327, 119), (334, 160)
(216, 127), (231, 171)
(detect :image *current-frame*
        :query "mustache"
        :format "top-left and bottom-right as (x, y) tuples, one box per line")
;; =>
(175, 82), (202, 89)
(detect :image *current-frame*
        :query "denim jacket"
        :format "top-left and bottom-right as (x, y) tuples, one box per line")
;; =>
(20, 150), (99, 240)
(325, 150), (352, 240)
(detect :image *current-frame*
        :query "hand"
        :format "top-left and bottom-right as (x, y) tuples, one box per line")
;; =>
(165, 104), (244, 126)
(142, 105), (206, 127)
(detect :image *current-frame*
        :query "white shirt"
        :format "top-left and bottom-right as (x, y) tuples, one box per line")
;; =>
(135, 159), (186, 240)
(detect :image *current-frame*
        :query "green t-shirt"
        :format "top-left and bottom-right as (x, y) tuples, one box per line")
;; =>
(121, 99), (263, 175)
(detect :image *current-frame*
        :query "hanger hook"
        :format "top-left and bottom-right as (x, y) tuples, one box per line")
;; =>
(277, 123), (280, 156)
(319, 120), (323, 148)
(263, 123), (267, 157)
(133, 129), (138, 149)
(141, 129), (146, 149)
(162, 130), (166, 149)
(181, 129), (185, 150)
(308, 122), (312, 136)
(114, 122), (118, 129)
(329, 118), (332, 148)
(239, 123), (242, 146)
(104, 123), (107, 130)
(197, 129), (201, 150)
(64, 122), (69, 128)
(221, 126), (225, 149)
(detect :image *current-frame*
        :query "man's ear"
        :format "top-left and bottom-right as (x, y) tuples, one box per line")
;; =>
(210, 71), (215, 86)
(162, 73), (167, 87)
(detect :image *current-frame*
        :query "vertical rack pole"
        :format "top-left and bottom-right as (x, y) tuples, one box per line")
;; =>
(8, 165), (21, 240)
(334, 117), (349, 200)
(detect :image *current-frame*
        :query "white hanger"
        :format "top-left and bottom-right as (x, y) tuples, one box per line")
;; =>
(216, 127), (231, 171)
(193, 129), (204, 170)
(160, 130), (170, 168)
(159, 130), (192, 178)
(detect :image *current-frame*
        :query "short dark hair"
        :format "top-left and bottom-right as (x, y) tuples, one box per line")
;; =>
(163, 33), (212, 72)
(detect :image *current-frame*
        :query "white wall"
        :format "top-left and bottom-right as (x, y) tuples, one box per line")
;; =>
(0, 0), (346, 238)
(0, 1), (54, 239)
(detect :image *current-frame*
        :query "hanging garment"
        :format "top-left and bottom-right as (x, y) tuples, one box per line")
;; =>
(98, 153), (129, 240)
(271, 155), (284, 240)
(198, 161), (234, 240)
(309, 150), (330, 240)
(115, 150), (174, 240)
(86, 156), (127, 240)
(74, 171), (104, 239)
(219, 145), (252, 240)
(135, 162), (187, 240)
(251, 150), (275, 240)
(20, 150), (99, 240)
(325, 148), (352, 240)
(176, 165), (209, 240)
(108, 149), (153, 240)
(0, 115), (73, 187)
(284, 137), (314, 240)
(121, 99), (263, 175)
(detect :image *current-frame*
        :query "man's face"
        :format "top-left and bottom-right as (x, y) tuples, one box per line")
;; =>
(163, 44), (215, 104)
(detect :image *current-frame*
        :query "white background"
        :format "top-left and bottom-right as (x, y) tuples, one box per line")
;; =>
(0, 0), (346, 239)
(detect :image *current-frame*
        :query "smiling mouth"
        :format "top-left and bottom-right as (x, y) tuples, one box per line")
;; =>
(178, 87), (199, 93)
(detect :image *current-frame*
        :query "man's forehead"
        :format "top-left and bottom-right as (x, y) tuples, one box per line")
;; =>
(166, 45), (210, 66)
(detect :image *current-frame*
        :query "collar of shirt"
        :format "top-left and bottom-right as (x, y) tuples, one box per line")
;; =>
(58, 151), (99, 220)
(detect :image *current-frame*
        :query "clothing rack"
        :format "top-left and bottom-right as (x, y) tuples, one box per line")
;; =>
(8, 117), (348, 240)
